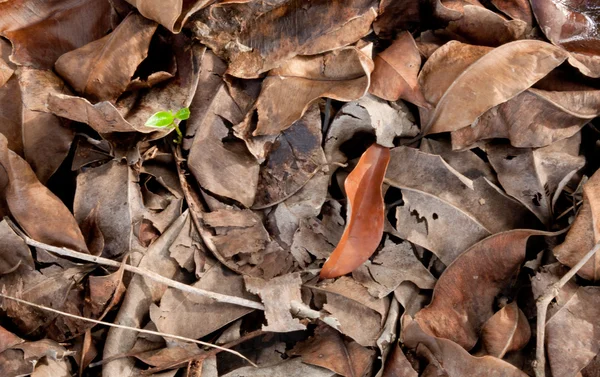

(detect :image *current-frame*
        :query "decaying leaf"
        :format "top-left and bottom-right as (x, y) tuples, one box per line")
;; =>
(320, 143), (390, 279)
(369, 31), (428, 108)
(401, 315), (528, 377)
(126, 0), (212, 33)
(0, 219), (33, 275)
(0, 339), (72, 377)
(553, 169), (600, 280)
(385, 146), (534, 265)
(480, 302), (531, 358)
(414, 230), (543, 350)
(222, 357), (337, 377)
(290, 322), (376, 377)
(247, 45), (374, 136)
(381, 342), (418, 377)
(546, 287), (600, 377)
(55, 12), (158, 102)
(193, 0), (378, 78)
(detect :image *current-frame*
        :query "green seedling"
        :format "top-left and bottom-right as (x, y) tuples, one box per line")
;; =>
(145, 107), (191, 144)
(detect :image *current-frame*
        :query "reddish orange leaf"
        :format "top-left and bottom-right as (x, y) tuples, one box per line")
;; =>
(320, 143), (390, 279)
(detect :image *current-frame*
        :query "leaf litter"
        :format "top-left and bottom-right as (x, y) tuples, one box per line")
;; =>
(0, 1), (599, 377)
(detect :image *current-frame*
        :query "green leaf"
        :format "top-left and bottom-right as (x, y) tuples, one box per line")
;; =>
(145, 111), (175, 127)
(174, 107), (191, 121)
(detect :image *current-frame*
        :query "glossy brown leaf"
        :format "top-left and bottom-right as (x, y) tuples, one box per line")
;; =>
(320, 143), (390, 279)
(0, 0), (112, 69)
(481, 302), (531, 358)
(194, 0), (378, 78)
(421, 40), (569, 135)
(54, 12), (158, 102)
(369, 31), (429, 108)
(414, 230), (544, 350)
(553, 169), (600, 280)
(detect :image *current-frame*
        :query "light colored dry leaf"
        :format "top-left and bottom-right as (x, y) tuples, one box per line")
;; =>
(126, 0), (212, 33)
(481, 302), (531, 358)
(221, 357), (336, 377)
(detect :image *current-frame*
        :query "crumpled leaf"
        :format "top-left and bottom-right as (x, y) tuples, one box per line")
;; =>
(0, 339), (71, 377)
(0, 133), (88, 252)
(253, 104), (327, 209)
(414, 230), (543, 350)
(553, 169), (600, 280)
(373, 0), (421, 39)
(420, 40), (568, 135)
(55, 12), (158, 102)
(385, 146), (534, 265)
(381, 342), (418, 377)
(290, 322), (376, 377)
(480, 301), (531, 358)
(245, 45), (374, 136)
(244, 273), (305, 332)
(531, 0), (600, 77)
(491, 0), (533, 24)
(193, 0), (378, 78)
(353, 238), (436, 299)
(369, 31), (428, 108)
(546, 287), (600, 377)
(486, 135), (585, 225)
(401, 315), (528, 377)
(126, 0), (213, 33)
(320, 143), (390, 279)
(0, 39), (14, 86)
(0, 0), (112, 69)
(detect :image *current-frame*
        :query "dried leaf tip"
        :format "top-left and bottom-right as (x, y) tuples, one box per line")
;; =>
(320, 143), (390, 279)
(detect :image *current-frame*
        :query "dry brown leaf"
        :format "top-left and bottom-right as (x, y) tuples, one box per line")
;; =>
(546, 287), (600, 377)
(480, 302), (531, 358)
(248, 45), (374, 136)
(385, 146), (534, 265)
(0, 39), (14, 87)
(290, 322), (376, 377)
(414, 230), (543, 350)
(222, 357), (336, 377)
(0, 339), (71, 377)
(491, 0), (533, 24)
(553, 170), (600, 280)
(401, 315), (528, 377)
(320, 143), (390, 279)
(126, 0), (212, 33)
(193, 0), (378, 78)
(0, 219), (33, 275)
(370, 32), (429, 108)
(244, 273), (305, 332)
(373, 0), (421, 39)
(381, 342), (418, 377)
(54, 12), (158, 102)
(421, 40), (568, 135)
(0, 0), (112, 69)
(486, 135), (584, 225)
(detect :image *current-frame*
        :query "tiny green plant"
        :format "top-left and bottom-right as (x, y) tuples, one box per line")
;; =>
(145, 107), (191, 144)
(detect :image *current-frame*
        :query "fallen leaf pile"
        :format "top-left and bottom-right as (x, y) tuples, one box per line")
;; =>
(0, 1), (599, 376)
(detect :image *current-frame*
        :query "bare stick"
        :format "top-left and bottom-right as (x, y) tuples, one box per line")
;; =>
(5, 219), (264, 311)
(534, 242), (600, 377)
(0, 293), (256, 367)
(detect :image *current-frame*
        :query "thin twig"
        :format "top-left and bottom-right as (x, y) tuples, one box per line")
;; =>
(0, 293), (257, 367)
(5, 219), (264, 311)
(534, 242), (600, 377)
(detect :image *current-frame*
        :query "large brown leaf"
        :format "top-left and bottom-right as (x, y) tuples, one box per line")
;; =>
(320, 143), (390, 279)
(385, 146), (534, 265)
(401, 315), (528, 377)
(546, 287), (600, 377)
(369, 32), (428, 108)
(553, 169), (600, 280)
(193, 0), (378, 78)
(55, 12), (158, 102)
(414, 230), (543, 350)
(0, 0), (112, 69)
(247, 45), (374, 136)
(421, 40), (568, 135)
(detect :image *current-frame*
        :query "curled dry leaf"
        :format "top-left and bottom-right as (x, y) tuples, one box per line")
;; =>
(414, 230), (543, 350)
(421, 40), (568, 135)
(125, 0), (212, 33)
(193, 0), (378, 78)
(54, 12), (158, 103)
(290, 322), (376, 377)
(546, 287), (600, 377)
(381, 342), (418, 377)
(0, 0), (112, 69)
(480, 301), (531, 358)
(369, 31), (429, 108)
(0, 133), (88, 253)
(486, 135), (585, 225)
(401, 315), (528, 377)
(491, 0), (533, 24)
(0, 220), (33, 275)
(0, 39), (13, 87)
(0, 339), (71, 377)
(553, 169), (600, 280)
(385, 146), (534, 265)
(373, 0), (421, 39)
(320, 143), (390, 279)
(248, 45), (374, 136)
